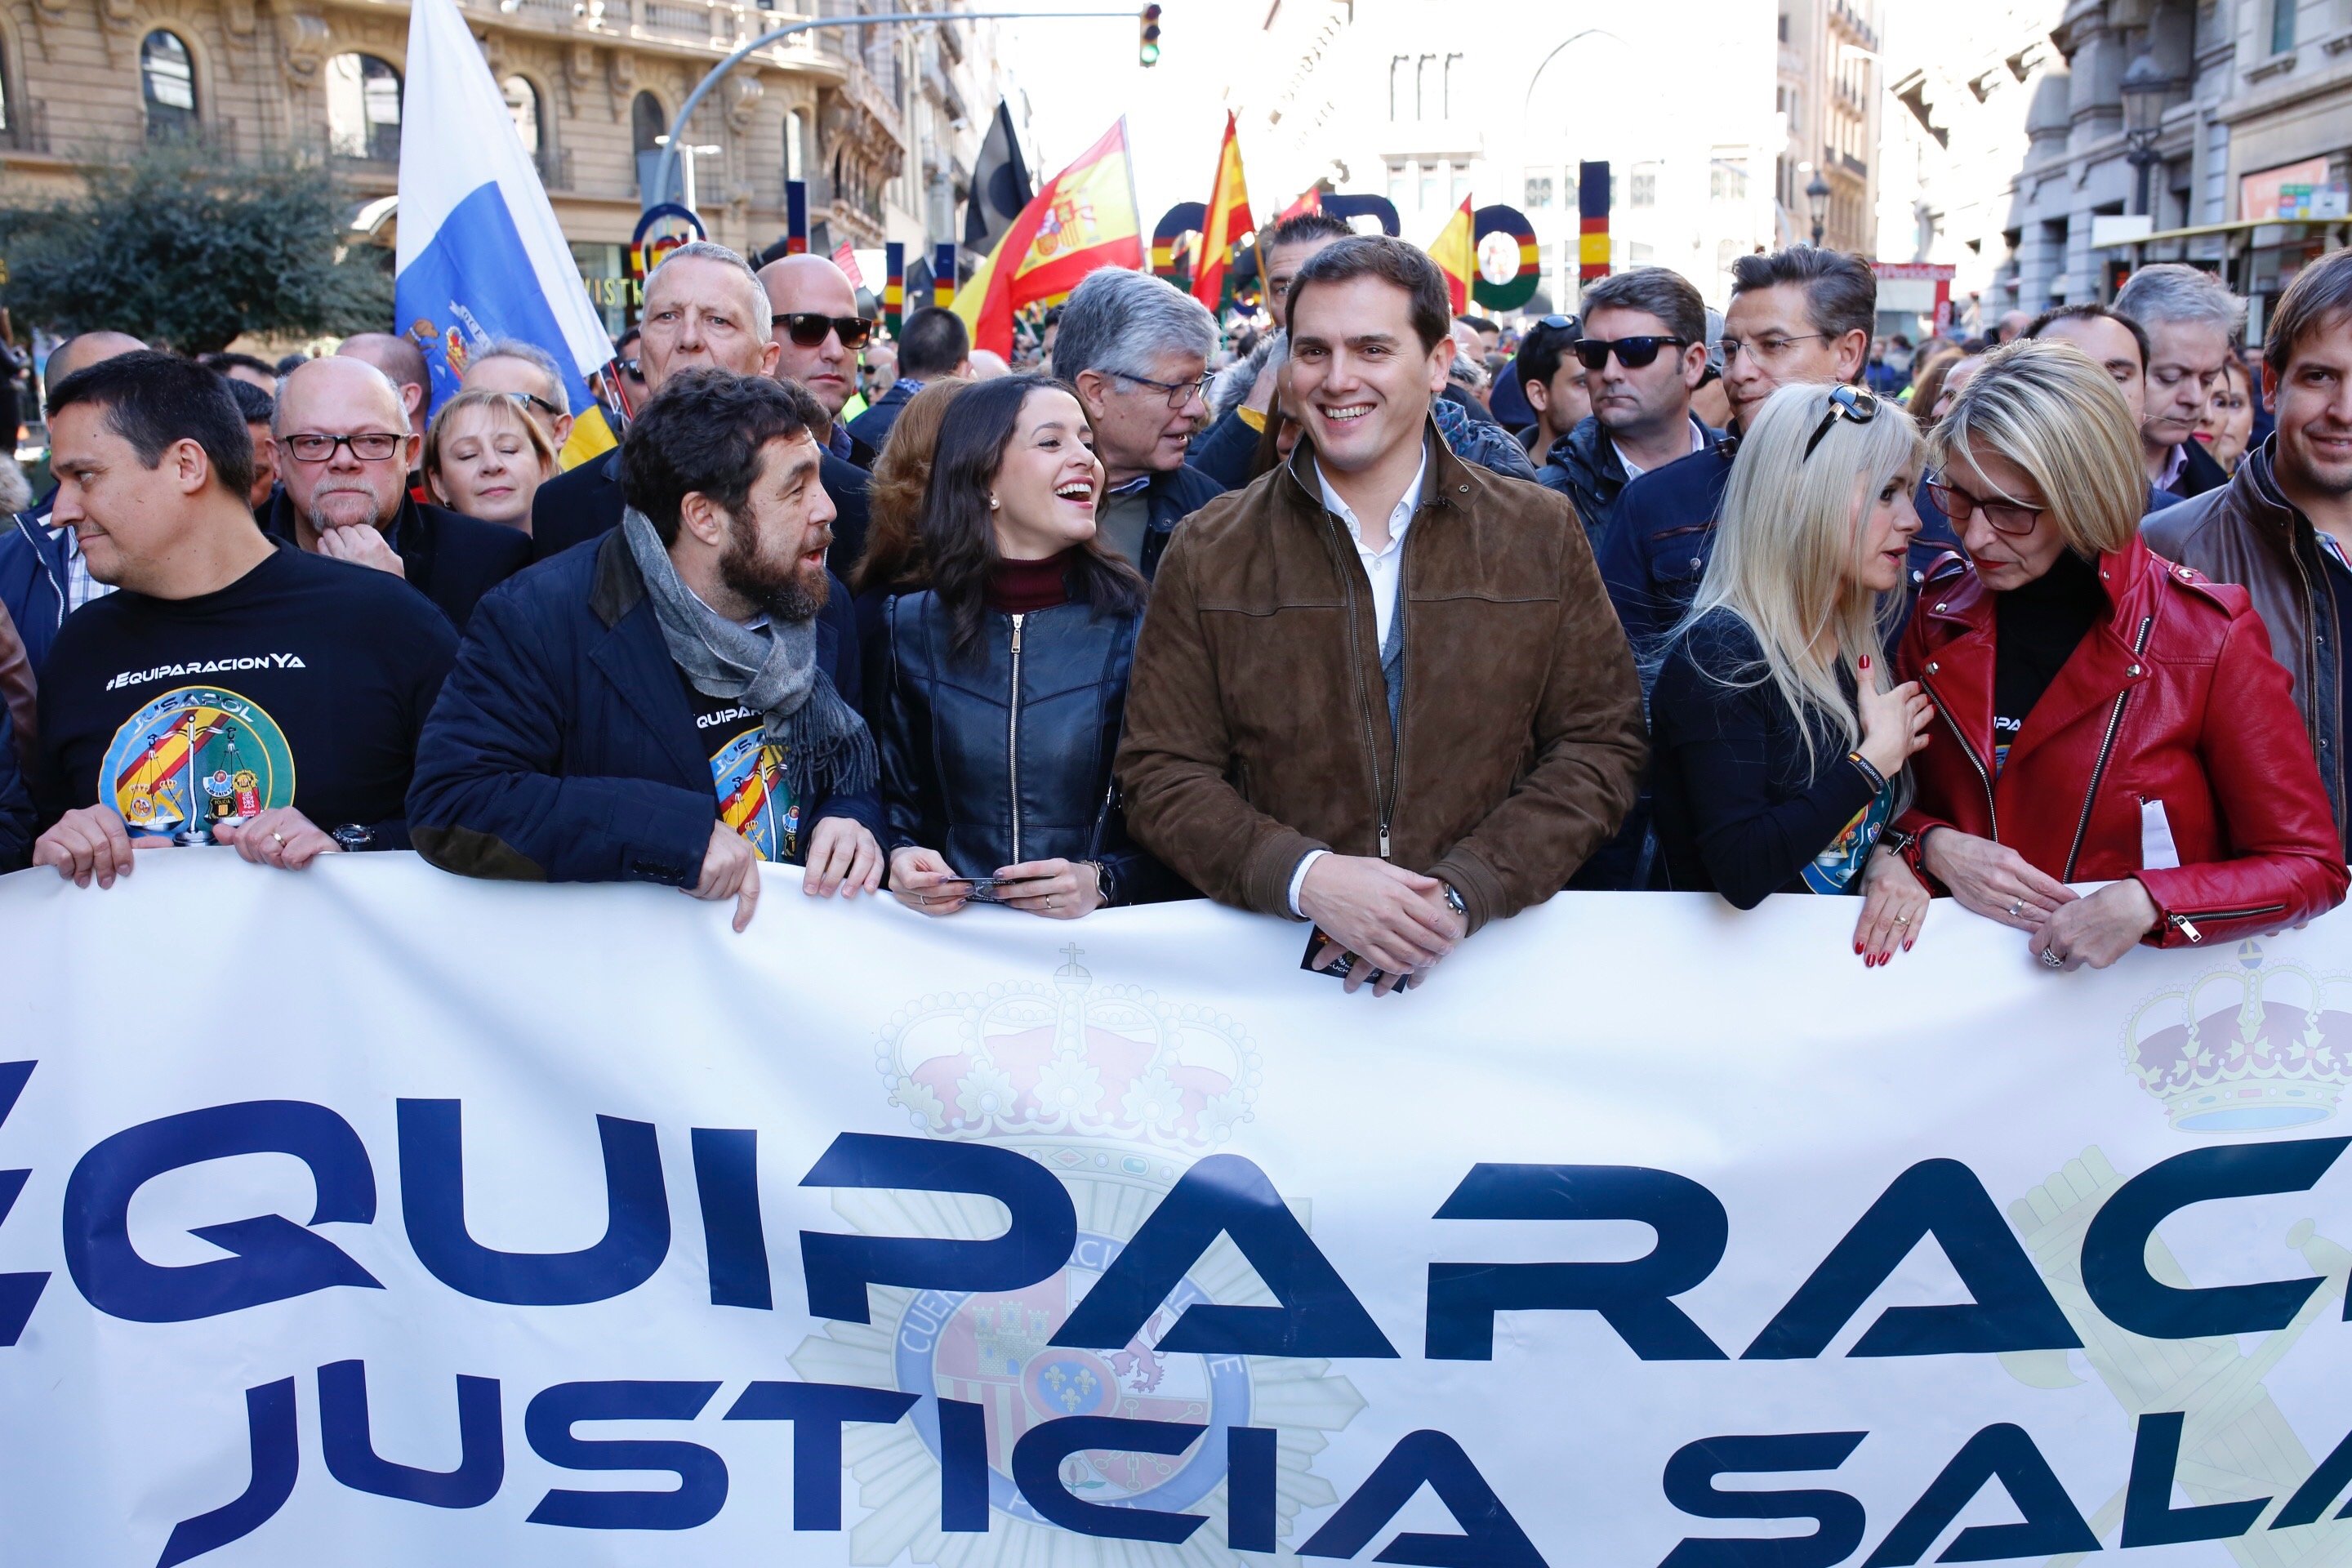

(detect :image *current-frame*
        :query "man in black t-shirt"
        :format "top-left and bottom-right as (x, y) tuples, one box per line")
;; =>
(29, 352), (454, 887)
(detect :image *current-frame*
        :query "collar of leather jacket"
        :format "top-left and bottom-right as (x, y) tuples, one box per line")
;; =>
(1279, 412), (1468, 522)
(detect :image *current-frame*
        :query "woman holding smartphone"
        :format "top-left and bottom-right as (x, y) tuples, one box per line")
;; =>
(1648, 381), (1936, 963)
(879, 375), (1180, 919)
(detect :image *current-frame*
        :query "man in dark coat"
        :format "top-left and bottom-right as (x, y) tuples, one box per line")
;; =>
(532, 241), (872, 579)
(267, 357), (528, 630)
(409, 370), (884, 931)
(846, 305), (969, 452)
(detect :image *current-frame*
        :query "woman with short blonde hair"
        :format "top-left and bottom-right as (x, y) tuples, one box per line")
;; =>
(422, 389), (559, 532)
(1648, 381), (1935, 961)
(1892, 338), (2345, 967)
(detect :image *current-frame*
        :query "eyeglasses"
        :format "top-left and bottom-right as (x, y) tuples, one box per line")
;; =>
(1111, 369), (1212, 408)
(1922, 474), (2047, 536)
(1573, 336), (1688, 372)
(616, 358), (642, 380)
(1801, 384), (1879, 461)
(494, 390), (564, 419)
(773, 313), (875, 350)
(1720, 332), (1830, 364)
(283, 431), (404, 464)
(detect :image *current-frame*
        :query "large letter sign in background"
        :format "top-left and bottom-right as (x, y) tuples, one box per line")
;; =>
(2, 852), (2351, 1566)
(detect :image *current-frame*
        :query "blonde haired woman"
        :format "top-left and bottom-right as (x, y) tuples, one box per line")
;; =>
(1895, 338), (2345, 968)
(422, 389), (559, 532)
(1649, 382), (1936, 964)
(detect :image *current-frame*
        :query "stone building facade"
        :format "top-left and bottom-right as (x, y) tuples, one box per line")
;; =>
(0, 0), (1013, 333)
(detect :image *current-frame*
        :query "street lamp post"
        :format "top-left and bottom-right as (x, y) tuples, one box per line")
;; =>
(1805, 171), (1832, 247)
(653, 136), (723, 215)
(2120, 53), (2178, 219)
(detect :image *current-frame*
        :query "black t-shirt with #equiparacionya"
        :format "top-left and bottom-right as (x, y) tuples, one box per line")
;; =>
(34, 544), (457, 849)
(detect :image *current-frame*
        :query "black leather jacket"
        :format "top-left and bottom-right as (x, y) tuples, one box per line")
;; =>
(877, 590), (1182, 905)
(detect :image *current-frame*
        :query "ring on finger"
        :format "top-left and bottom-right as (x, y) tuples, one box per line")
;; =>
(2007, 898), (2025, 919)
(1893, 913), (1912, 925)
(2040, 948), (2065, 969)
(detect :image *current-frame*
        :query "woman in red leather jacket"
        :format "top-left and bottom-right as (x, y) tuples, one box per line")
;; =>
(1893, 339), (2346, 969)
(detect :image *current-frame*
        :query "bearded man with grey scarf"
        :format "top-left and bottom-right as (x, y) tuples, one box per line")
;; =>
(409, 370), (884, 929)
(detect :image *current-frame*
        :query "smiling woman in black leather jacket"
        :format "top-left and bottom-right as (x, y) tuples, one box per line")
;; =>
(880, 374), (1182, 918)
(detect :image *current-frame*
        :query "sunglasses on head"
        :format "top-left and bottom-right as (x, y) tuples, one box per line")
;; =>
(1802, 383), (1880, 460)
(773, 312), (874, 350)
(1573, 335), (1687, 371)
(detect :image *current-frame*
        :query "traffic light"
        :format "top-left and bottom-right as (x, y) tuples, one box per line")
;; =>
(1138, 4), (1161, 66)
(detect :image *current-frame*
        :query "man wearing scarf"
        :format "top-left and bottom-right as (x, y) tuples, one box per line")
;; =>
(408, 370), (884, 930)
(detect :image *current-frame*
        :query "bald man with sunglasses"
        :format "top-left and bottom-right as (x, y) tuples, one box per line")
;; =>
(760, 255), (880, 470)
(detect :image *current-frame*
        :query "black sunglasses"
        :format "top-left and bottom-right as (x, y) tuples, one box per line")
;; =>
(1802, 384), (1880, 460)
(494, 389), (564, 418)
(1574, 335), (1687, 371)
(773, 312), (874, 350)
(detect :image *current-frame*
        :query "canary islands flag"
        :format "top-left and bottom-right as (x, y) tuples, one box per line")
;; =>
(394, 0), (616, 466)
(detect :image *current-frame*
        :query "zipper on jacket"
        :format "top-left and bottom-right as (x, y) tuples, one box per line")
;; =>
(1919, 672), (1998, 840)
(2165, 903), (2288, 944)
(2061, 614), (2155, 882)
(1007, 612), (1025, 865)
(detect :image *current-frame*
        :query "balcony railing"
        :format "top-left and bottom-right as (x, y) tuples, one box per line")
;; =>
(465, 0), (837, 60)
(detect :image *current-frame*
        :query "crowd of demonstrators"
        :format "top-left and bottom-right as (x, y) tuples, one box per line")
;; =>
(880, 374), (1178, 920)
(1539, 266), (1718, 542)
(2, 221), (2347, 991)
(1119, 237), (1647, 993)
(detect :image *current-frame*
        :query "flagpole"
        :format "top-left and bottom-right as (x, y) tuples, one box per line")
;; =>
(653, 9), (1134, 220)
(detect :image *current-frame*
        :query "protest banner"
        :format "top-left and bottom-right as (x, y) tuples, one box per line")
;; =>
(2, 852), (2349, 1566)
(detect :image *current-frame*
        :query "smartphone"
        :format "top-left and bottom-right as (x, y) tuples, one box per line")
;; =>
(1300, 926), (1393, 989)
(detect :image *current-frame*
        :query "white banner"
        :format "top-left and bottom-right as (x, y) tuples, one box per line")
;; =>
(2, 853), (2350, 1568)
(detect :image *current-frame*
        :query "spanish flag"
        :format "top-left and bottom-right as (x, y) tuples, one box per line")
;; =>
(1428, 195), (1476, 316)
(951, 119), (1143, 360)
(1193, 112), (1254, 314)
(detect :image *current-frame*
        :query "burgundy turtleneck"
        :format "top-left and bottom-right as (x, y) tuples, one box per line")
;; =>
(985, 550), (1075, 614)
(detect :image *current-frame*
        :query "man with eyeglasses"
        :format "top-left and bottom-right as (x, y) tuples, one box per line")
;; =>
(462, 337), (575, 459)
(30, 351), (454, 884)
(1537, 266), (1717, 545)
(2112, 264), (2243, 501)
(262, 357), (528, 630)
(2020, 305), (2185, 516)
(1058, 267), (1227, 577)
(759, 254), (880, 467)
(534, 243), (885, 580)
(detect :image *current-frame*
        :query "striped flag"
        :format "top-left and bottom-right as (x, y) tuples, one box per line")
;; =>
(951, 119), (1143, 359)
(1428, 195), (1475, 316)
(1193, 112), (1254, 313)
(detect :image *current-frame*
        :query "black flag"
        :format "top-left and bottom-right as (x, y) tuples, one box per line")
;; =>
(964, 100), (1034, 255)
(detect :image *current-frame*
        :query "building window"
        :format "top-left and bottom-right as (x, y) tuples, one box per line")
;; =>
(1630, 166), (1657, 207)
(1526, 175), (1554, 208)
(0, 33), (14, 145)
(1451, 164), (1471, 207)
(1419, 162), (1437, 212)
(631, 91), (666, 156)
(785, 109), (805, 180)
(325, 53), (401, 162)
(141, 30), (198, 141)
(2272, 0), (2296, 54)
(1387, 160), (1405, 206)
(502, 75), (541, 159)
(1711, 155), (1747, 201)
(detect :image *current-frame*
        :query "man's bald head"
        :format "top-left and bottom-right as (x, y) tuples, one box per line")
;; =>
(272, 356), (418, 537)
(758, 254), (864, 422)
(336, 332), (430, 435)
(45, 332), (146, 410)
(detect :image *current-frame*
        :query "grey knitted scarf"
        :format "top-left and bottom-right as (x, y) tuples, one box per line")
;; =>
(621, 507), (877, 805)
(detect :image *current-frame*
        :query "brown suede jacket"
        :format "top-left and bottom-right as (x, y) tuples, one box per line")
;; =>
(1116, 421), (1647, 932)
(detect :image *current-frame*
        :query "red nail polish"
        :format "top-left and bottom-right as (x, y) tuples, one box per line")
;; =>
(1854, 941), (1864, 955)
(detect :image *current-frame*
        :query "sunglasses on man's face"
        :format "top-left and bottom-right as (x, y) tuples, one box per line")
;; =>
(1573, 335), (1687, 372)
(773, 313), (874, 350)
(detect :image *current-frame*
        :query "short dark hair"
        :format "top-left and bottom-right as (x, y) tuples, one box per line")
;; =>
(1287, 234), (1452, 354)
(618, 369), (824, 546)
(1728, 247), (1876, 344)
(2023, 302), (2150, 373)
(2264, 246), (2352, 380)
(1579, 265), (1708, 349)
(1458, 314), (1499, 335)
(222, 376), (274, 425)
(47, 350), (255, 502)
(1515, 315), (1580, 392)
(198, 351), (278, 381)
(897, 307), (971, 378)
(1267, 212), (1352, 250)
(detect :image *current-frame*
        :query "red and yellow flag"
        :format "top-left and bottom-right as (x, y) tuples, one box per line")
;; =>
(951, 118), (1143, 359)
(1193, 112), (1254, 314)
(1272, 185), (1321, 225)
(1428, 195), (1475, 316)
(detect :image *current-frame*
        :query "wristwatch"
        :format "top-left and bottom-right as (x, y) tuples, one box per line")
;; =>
(1086, 859), (1117, 907)
(1440, 882), (1467, 920)
(330, 823), (376, 853)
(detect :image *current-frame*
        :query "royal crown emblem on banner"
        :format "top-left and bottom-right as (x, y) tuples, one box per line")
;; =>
(2123, 940), (2352, 1132)
(790, 945), (1364, 1565)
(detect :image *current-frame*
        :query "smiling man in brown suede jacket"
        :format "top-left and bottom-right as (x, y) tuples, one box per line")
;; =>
(1116, 236), (1647, 993)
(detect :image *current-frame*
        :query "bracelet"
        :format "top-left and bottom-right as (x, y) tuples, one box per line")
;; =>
(1846, 750), (1888, 791)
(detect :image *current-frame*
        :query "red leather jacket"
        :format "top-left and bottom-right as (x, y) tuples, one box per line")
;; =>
(1895, 537), (2347, 947)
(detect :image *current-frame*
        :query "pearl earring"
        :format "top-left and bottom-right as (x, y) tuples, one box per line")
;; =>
(988, 494), (1000, 510)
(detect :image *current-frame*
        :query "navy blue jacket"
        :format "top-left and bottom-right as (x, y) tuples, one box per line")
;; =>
(1132, 462), (1227, 580)
(261, 488), (528, 631)
(531, 444), (875, 586)
(0, 506), (69, 673)
(1539, 414), (1722, 548)
(408, 530), (882, 887)
(0, 696), (29, 872)
(1187, 408), (1260, 490)
(844, 380), (918, 453)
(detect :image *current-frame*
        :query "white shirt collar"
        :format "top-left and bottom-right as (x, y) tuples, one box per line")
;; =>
(1312, 442), (1428, 556)
(1611, 417), (1706, 483)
